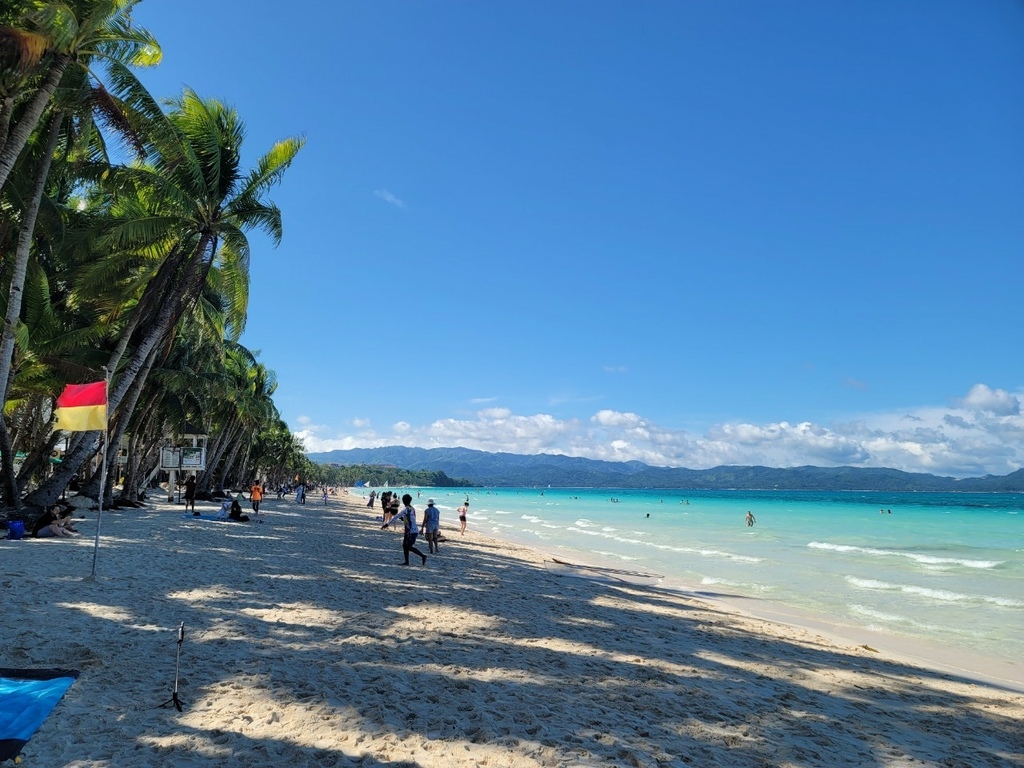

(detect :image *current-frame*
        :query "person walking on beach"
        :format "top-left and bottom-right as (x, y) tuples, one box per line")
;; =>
(421, 499), (441, 554)
(381, 493), (426, 565)
(367, 490), (377, 508)
(745, 511), (756, 527)
(250, 481), (263, 515)
(184, 476), (196, 514)
(457, 501), (469, 535)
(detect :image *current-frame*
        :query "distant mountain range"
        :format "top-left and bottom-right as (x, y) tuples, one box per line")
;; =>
(308, 446), (1024, 492)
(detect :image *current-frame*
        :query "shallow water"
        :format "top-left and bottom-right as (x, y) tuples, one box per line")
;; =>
(410, 488), (1024, 667)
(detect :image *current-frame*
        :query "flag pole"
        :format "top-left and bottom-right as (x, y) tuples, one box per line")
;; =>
(88, 368), (110, 579)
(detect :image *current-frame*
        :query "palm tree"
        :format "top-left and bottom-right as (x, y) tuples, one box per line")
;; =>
(25, 89), (303, 508)
(0, 1), (163, 512)
(0, 0), (160, 194)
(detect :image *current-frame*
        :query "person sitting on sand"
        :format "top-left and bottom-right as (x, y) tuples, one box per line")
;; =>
(229, 498), (250, 522)
(33, 505), (79, 538)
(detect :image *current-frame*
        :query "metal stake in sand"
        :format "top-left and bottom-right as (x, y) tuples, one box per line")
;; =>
(158, 622), (186, 712)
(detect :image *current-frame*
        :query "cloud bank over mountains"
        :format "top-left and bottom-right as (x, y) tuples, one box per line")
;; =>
(295, 384), (1024, 478)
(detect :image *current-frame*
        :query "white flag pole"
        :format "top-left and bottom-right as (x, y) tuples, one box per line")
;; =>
(88, 368), (110, 579)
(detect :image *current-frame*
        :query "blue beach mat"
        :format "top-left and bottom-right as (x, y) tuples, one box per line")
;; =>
(0, 668), (78, 762)
(181, 513), (228, 521)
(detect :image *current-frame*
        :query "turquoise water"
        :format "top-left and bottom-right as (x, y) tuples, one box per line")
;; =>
(405, 488), (1024, 667)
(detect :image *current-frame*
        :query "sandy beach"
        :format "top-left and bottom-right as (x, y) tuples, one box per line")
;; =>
(2, 493), (1022, 767)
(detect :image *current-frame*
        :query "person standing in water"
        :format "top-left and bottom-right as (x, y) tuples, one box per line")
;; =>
(745, 511), (756, 527)
(382, 494), (427, 566)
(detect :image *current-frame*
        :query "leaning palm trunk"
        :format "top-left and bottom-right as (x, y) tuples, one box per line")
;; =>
(119, 395), (160, 502)
(27, 233), (215, 507)
(0, 54), (69, 195)
(24, 430), (102, 509)
(199, 417), (241, 493)
(0, 113), (63, 410)
(102, 342), (160, 505)
(85, 339), (160, 505)
(0, 417), (19, 511)
(0, 113), (64, 512)
(217, 431), (248, 492)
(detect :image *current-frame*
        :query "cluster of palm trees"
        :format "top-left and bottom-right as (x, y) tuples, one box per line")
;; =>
(1, 1), (310, 517)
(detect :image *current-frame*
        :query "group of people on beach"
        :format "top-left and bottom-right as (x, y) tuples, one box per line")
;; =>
(376, 493), (469, 566)
(182, 476), (267, 522)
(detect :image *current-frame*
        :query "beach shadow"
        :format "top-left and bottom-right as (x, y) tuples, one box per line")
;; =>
(17, 498), (1023, 767)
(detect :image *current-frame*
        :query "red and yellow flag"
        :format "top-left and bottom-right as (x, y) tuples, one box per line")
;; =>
(54, 382), (107, 432)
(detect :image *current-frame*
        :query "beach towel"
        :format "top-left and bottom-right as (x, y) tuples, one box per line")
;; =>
(0, 668), (78, 761)
(181, 514), (232, 522)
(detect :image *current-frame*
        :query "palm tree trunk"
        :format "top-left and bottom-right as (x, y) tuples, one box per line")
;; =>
(29, 234), (217, 506)
(217, 432), (248, 492)
(0, 95), (15, 159)
(23, 431), (101, 509)
(0, 416), (19, 514)
(97, 342), (160, 505)
(0, 54), (68, 194)
(199, 418), (240, 493)
(0, 111), (64, 407)
(107, 234), (213, 411)
(120, 395), (159, 502)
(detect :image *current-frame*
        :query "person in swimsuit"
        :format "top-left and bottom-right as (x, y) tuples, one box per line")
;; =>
(457, 501), (468, 535)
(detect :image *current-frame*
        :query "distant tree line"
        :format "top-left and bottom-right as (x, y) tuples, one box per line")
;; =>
(309, 464), (473, 489)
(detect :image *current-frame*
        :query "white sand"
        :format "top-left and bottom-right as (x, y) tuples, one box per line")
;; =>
(3, 493), (1023, 767)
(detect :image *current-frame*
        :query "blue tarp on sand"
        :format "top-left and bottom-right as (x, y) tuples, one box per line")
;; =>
(0, 668), (78, 761)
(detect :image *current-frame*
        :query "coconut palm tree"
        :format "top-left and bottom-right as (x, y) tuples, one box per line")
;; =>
(25, 89), (303, 508)
(0, 0), (160, 194)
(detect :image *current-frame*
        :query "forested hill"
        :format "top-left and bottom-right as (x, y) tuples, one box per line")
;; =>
(307, 446), (1024, 491)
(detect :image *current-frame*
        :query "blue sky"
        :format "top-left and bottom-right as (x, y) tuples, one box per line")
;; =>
(131, 1), (1024, 477)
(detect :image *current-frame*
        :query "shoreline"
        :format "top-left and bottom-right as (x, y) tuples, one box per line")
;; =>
(2, 492), (1022, 766)
(486, 524), (1024, 696)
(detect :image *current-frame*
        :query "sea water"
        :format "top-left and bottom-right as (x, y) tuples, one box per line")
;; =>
(409, 488), (1023, 673)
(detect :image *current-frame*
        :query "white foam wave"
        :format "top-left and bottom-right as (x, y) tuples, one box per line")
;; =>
(701, 576), (773, 594)
(649, 542), (762, 563)
(594, 550), (640, 562)
(808, 541), (1002, 569)
(846, 576), (1024, 607)
(848, 605), (986, 638)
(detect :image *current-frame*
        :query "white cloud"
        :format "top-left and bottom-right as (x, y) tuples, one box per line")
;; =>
(959, 384), (1020, 416)
(373, 188), (405, 208)
(295, 384), (1024, 478)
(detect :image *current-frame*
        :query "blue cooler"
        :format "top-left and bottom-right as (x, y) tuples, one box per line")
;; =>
(7, 520), (25, 540)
